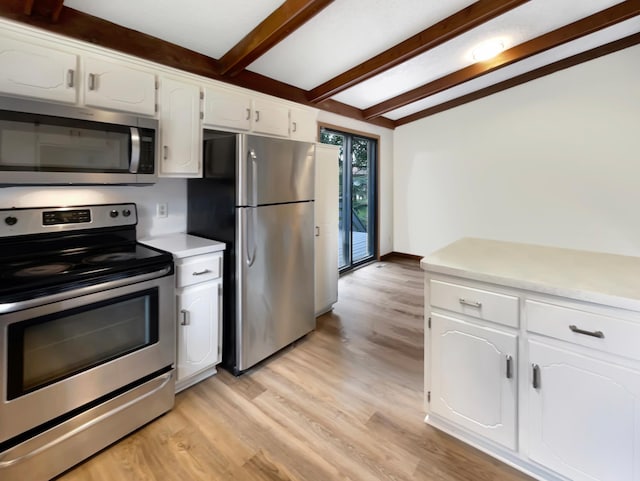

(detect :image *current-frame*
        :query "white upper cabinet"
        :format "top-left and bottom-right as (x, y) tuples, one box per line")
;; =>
(0, 36), (78, 104)
(251, 97), (289, 137)
(290, 107), (317, 142)
(158, 77), (202, 177)
(203, 86), (251, 131)
(83, 57), (156, 116)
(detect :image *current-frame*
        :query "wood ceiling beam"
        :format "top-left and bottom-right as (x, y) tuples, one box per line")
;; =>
(364, 1), (640, 120)
(22, 0), (64, 22)
(307, 0), (531, 103)
(218, 0), (334, 77)
(394, 32), (640, 127)
(0, 1), (394, 129)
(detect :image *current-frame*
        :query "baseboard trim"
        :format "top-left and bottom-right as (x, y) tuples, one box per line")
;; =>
(379, 251), (423, 262)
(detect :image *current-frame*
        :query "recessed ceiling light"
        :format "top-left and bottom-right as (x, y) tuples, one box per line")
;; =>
(471, 39), (505, 62)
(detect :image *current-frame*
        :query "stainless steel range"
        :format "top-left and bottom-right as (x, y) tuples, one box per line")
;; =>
(0, 203), (175, 481)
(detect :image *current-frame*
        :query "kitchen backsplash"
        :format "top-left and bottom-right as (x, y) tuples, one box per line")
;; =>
(0, 178), (187, 238)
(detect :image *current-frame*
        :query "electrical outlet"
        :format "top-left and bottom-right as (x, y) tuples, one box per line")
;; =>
(156, 203), (168, 218)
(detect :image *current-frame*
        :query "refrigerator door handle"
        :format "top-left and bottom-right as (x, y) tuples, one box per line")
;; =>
(248, 148), (257, 207)
(249, 149), (258, 206)
(245, 208), (257, 267)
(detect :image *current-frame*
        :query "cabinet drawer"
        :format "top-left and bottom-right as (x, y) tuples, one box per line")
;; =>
(526, 300), (640, 362)
(430, 280), (519, 328)
(176, 253), (222, 288)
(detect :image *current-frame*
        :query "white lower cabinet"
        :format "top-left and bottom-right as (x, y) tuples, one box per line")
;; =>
(430, 313), (517, 449)
(177, 280), (222, 385)
(314, 222), (338, 315)
(425, 259), (640, 481)
(528, 340), (640, 481)
(140, 234), (225, 392)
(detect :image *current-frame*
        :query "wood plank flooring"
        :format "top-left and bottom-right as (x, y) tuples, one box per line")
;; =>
(57, 258), (533, 481)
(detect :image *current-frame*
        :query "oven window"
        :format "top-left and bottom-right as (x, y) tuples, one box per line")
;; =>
(7, 288), (159, 400)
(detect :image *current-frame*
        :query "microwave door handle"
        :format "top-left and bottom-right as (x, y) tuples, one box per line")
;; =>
(129, 127), (141, 173)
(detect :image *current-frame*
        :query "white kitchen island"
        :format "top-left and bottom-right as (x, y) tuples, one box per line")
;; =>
(421, 238), (640, 481)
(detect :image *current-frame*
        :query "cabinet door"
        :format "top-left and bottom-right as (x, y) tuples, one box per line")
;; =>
(314, 144), (339, 315)
(315, 222), (338, 315)
(290, 107), (317, 142)
(430, 313), (517, 449)
(203, 86), (251, 131)
(251, 98), (289, 137)
(528, 341), (640, 481)
(315, 143), (340, 225)
(159, 77), (202, 177)
(83, 57), (156, 115)
(0, 36), (77, 104)
(176, 281), (221, 381)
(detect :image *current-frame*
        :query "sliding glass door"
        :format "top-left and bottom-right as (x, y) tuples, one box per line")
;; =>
(320, 127), (377, 271)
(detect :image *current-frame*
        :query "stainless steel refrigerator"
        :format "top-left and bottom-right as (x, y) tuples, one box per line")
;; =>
(187, 130), (315, 374)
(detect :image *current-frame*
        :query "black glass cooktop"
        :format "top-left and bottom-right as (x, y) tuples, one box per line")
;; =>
(0, 240), (173, 302)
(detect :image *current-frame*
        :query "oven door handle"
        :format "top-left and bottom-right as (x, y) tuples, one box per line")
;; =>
(0, 266), (172, 315)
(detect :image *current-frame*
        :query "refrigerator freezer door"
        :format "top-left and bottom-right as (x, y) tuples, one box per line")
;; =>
(236, 201), (315, 371)
(238, 135), (315, 206)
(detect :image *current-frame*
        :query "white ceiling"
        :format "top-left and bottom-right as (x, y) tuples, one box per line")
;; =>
(63, 0), (639, 125)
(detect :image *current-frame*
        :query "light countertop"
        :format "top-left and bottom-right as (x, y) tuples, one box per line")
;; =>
(421, 238), (640, 311)
(140, 233), (225, 259)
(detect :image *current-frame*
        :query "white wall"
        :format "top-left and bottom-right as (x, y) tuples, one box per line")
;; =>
(317, 111), (394, 256)
(0, 179), (187, 239)
(393, 45), (640, 258)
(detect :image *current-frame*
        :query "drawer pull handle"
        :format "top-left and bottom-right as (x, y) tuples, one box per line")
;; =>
(180, 309), (189, 326)
(88, 73), (97, 91)
(506, 355), (513, 379)
(192, 269), (212, 276)
(532, 364), (541, 389)
(459, 298), (482, 308)
(569, 325), (604, 339)
(66, 69), (75, 88)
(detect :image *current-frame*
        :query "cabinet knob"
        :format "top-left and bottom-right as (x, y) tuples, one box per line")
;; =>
(163, 145), (168, 160)
(532, 364), (541, 389)
(88, 73), (97, 91)
(180, 309), (190, 326)
(506, 355), (513, 379)
(315, 226), (320, 237)
(67, 69), (75, 88)
(246, 108), (251, 121)
(255, 110), (260, 122)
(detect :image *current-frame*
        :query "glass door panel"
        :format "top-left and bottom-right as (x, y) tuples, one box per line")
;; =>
(320, 128), (376, 272)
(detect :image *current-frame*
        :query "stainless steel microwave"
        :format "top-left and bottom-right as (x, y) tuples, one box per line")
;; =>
(0, 96), (157, 185)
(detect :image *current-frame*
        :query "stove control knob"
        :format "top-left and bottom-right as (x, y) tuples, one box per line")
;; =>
(122, 209), (131, 217)
(110, 210), (119, 218)
(5, 216), (17, 226)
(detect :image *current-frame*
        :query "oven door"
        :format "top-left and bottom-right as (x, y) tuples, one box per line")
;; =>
(0, 271), (174, 444)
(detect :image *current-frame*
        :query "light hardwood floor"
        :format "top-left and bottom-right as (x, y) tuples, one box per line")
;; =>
(58, 258), (533, 481)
